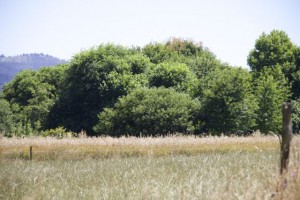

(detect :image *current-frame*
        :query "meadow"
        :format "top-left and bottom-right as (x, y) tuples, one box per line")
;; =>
(0, 134), (299, 199)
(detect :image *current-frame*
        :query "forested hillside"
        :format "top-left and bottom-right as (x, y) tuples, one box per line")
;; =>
(0, 53), (67, 89)
(1, 30), (300, 137)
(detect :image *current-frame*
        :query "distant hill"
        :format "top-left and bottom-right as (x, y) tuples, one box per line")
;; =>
(0, 53), (68, 90)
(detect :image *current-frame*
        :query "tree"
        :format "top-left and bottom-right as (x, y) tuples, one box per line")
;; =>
(248, 30), (299, 98)
(200, 67), (257, 135)
(253, 66), (291, 133)
(292, 98), (300, 134)
(248, 30), (296, 72)
(51, 44), (151, 134)
(0, 98), (14, 136)
(143, 37), (222, 95)
(185, 51), (222, 80)
(291, 47), (300, 98)
(142, 38), (205, 64)
(142, 42), (177, 64)
(2, 64), (68, 135)
(93, 87), (201, 136)
(148, 62), (198, 96)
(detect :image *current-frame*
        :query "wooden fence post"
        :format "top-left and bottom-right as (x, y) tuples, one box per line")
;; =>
(30, 146), (33, 160)
(280, 102), (293, 174)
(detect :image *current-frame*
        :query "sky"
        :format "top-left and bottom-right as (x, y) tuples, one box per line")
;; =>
(1, 0), (300, 68)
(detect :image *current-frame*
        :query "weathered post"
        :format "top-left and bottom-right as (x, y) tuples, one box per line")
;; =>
(30, 146), (33, 160)
(280, 102), (293, 174)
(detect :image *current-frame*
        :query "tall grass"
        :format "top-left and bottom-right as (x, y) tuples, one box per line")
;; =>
(0, 135), (279, 160)
(0, 151), (278, 199)
(0, 135), (299, 199)
(273, 137), (300, 200)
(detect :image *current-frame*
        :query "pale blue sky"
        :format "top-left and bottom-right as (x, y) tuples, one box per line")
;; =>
(1, 0), (299, 68)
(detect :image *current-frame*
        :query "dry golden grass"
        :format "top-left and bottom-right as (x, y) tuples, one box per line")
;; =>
(0, 134), (280, 160)
(272, 137), (300, 200)
(0, 135), (299, 199)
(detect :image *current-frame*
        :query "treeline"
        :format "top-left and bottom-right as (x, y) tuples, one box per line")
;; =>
(1, 30), (300, 137)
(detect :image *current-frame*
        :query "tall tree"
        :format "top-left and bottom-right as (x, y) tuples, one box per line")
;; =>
(253, 66), (291, 133)
(248, 30), (299, 98)
(200, 66), (257, 135)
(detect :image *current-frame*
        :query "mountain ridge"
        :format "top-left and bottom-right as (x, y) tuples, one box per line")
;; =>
(0, 53), (68, 89)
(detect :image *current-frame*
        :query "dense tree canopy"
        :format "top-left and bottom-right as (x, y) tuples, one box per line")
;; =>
(2, 64), (68, 135)
(47, 40), (221, 135)
(1, 33), (299, 137)
(148, 62), (198, 95)
(50, 45), (151, 134)
(200, 67), (257, 134)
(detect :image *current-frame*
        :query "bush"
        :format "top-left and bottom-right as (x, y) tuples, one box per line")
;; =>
(93, 87), (201, 136)
(41, 127), (74, 138)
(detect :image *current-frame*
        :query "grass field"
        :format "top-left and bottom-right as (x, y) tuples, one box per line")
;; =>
(0, 135), (299, 199)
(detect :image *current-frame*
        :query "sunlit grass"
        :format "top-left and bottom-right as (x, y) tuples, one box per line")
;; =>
(0, 135), (279, 160)
(0, 151), (278, 199)
(0, 135), (299, 199)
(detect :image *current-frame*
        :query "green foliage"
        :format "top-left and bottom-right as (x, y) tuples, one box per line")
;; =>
(41, 127), (74, 138)
(0, 98), (14, 136)
(93, 87), (201, 136)
(291, 47), (300, 98)
(253, 66), (291, 133)
(10, 121), (34, 137)
(185, 51), (222, 80)
(248, 30), (296, 72)
(165, 38), (203, 57)
(142, 42), (176, 64)
(2, 64), (68, 135)
(200, 67), (257, 135)
(292, 99), (300, 134)
(148, 62), (198, 95)
(51, 44), (151, 134)
(2, 35), (297, 137)
(248, 30), (299, 98)
(142, 38), (204, 64)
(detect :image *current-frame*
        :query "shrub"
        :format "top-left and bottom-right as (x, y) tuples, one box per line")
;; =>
(41, 127), (74, 138)
(93, 87), (201, 136)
